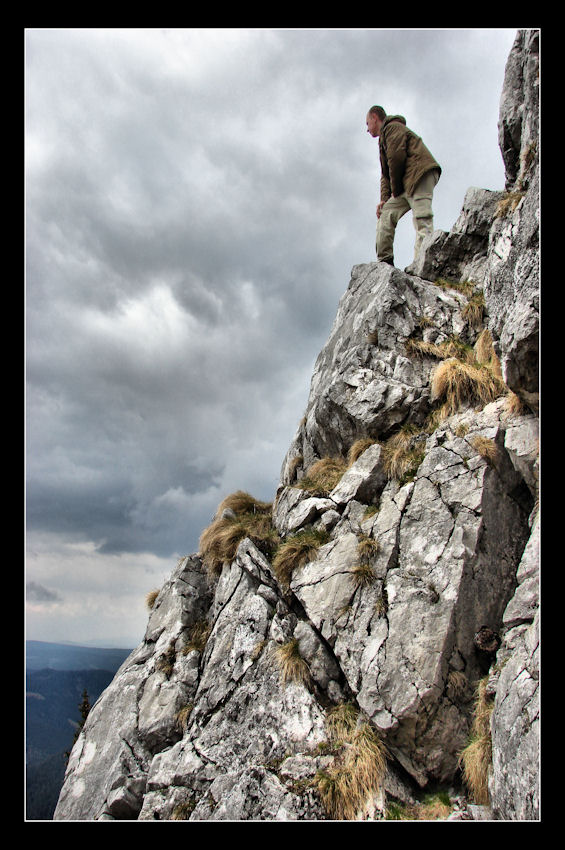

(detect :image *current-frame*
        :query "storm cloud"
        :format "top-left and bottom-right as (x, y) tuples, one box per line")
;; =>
(25, 28), (517, 645)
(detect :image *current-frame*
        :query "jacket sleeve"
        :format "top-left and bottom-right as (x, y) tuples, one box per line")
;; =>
(382, 123), (408, 198)
(380, 173), (391, 204)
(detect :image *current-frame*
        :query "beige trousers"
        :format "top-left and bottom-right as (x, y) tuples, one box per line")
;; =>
(376, 169), (439, 263)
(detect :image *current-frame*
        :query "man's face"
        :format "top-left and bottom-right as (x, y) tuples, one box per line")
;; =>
(366, 112), (382, 138)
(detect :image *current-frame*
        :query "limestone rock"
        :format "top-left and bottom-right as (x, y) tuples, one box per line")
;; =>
(53, 554), (211, 821)
(498, 29), (540, 191)
(488, 516), (539, 820)
(288, 401), (533, 786)
(405, 30), (539, 410)
(329, 442), (386, 506)
(484, 164), (539, 406)
(280, 262), (469, 479)
(406, 187), (505, 285)
(272, 487), (335, 536)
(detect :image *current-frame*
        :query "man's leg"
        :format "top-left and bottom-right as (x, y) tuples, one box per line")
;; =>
(408, 170), (439, 261)
(376, 195), (410, 264)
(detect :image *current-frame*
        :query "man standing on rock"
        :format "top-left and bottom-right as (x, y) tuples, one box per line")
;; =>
(366, 105), (441, 268)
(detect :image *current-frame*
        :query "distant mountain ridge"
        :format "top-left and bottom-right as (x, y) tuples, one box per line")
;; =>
(25, 641), (133, 820)
(26, 640), (133, 672)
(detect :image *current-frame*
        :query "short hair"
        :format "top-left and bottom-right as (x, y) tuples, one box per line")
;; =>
(368, 105), (387, 121)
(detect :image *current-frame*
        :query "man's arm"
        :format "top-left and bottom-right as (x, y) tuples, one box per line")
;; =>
(378, 135), (391, 209)
(382, 122), (408, 197)
(379, 174), (391, 208)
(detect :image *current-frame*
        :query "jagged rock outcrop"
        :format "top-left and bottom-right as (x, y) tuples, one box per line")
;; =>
(280, 262), (471, 478)
(286, 399), (533, 785)
(487, 513), (539, 820)
(485, 28), (539, 408)
(54, 29), (539, 822)
(410, 28), (539, 410)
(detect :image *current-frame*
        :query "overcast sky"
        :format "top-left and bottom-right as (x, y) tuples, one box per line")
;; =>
(25, 27), (518, 648)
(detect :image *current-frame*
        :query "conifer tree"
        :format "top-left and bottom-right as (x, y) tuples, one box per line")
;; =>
(64, 689), (92, 762)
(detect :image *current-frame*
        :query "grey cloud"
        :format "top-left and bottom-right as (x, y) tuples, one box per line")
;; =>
(25, 28), (518, 641)
(26, 581), (62, 604)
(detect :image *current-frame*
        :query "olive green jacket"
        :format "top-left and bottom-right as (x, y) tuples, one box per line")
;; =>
(379, 115), (441, 202)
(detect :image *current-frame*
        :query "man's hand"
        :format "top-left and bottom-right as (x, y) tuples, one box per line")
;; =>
(376, 202), (385, 219)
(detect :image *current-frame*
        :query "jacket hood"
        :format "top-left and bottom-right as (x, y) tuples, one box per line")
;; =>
(383, 114), (406, 127)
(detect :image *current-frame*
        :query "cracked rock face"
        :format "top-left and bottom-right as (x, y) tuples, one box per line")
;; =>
(54, 29), (539, 822)
(488, 515), (539, 820)
(280, 263), (469, 480)
(410, 30), (539, 409)
(55, 544), (335, 821)
(286, 401), (532, 786)
(54, 402), (538, 821)
(54, 556), (213, 821)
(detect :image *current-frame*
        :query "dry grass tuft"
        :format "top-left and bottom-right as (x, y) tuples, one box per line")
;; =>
(176, 704), (193, 733)
(353, 535), (379, 586)
(171, 800), (195, 820)
(297, 456), (348, 496)
(216, 490), (272, 517)
(423, 405), (450, 434)
(325, 702), (359, 741)
(273, 638), (311, 688)
(434, 278), (475, 297)
(441, 336), (476, 363)
(372, 337), (505, 482)
(272, 528), (329, 588)
(146, 589), (160, 610)
(471, 435), (500, 467)
(431, 358), (506, 416)
(182, 619), (211, 654)
(474, 328), (503, 377)
(406, 326), (506, 430)
(458, 677), (494, 805)
(404, 338), (446, 359)
(357, 534), (379, 561)
(347, 437), (379, 466)
(386, 792), (452, 820)
(520, 141), (537, 179)
(382, 424), (426, 483)
(494, 191), (525, 219)
(351, 562), (376, 588)
(315, 704), (388, 820)
(474, 327), (493, 364)
(375, 594), (387, 617)
(404, 334), (474, 363)
(297, 439), (380, 497)
(447, 670), (468, 701)
(199, 493), (279, 579)
(155, 639), (177, 678)
(504, 390), (528, 417)
(462, 292), (485, 329)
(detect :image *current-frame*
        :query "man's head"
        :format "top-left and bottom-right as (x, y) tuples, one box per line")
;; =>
(366, 105), (386, 138)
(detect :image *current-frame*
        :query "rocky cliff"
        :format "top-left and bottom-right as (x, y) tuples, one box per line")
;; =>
(53, 29), (539, 822)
